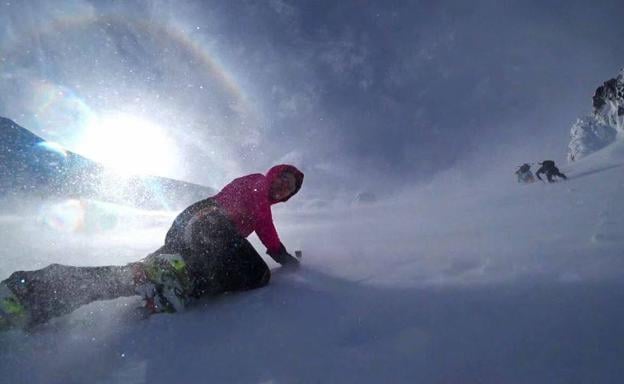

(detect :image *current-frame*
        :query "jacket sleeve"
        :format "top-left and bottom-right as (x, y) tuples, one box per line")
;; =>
(255, 206), (282, 254)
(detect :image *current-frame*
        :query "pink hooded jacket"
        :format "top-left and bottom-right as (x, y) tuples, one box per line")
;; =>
(213, 164), (304, 254)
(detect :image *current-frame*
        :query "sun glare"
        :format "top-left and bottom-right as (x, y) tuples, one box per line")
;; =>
(78, 113), (178, 177)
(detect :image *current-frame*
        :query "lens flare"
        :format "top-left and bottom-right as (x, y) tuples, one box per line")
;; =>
(38, 199), (86, 232)
(37, 198), (175, 233)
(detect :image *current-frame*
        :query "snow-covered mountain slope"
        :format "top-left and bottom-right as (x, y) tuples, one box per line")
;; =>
(1, 141), (624, 383)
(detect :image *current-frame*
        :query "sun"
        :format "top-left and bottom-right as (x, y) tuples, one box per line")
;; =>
(77, 113), (179, 177)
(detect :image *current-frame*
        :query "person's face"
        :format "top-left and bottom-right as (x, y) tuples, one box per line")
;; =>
(270, 172), (297, 201)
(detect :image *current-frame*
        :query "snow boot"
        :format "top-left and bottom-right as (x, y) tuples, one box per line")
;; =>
(132, 253), (192, 314)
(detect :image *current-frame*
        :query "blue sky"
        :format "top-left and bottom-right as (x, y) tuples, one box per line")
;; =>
(1, 0), (624, 198)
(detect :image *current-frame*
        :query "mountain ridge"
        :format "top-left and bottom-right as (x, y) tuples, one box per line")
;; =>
(0, 116), (214, 210)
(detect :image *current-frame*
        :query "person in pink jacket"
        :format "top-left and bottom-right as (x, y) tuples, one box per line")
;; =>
(0, 165), (304, 330)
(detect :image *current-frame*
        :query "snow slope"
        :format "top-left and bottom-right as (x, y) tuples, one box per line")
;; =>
(2, 141), (624, 383)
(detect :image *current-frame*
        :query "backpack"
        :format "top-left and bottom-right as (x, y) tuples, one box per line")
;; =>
(540, 160), (555, 169)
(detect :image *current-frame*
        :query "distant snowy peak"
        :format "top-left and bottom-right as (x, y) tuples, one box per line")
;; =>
(568, 68), (624, 162)
(0, 117), (214, 210)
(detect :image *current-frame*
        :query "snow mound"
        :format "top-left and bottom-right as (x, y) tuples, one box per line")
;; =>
(568, 115), (617, 161)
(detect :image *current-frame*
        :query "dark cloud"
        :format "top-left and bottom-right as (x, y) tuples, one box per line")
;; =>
(197, 0), (624, 190)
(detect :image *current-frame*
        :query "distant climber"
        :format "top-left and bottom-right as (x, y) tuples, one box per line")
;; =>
(535, 160), (567, 183)
(515, 163), (535, 184)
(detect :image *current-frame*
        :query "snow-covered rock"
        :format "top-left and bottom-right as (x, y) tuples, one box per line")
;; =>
(568, 69), (624, 162)
(568, 115), (617, 161)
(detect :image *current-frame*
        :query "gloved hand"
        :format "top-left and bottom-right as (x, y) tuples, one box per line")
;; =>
(267, 243), (300, 268)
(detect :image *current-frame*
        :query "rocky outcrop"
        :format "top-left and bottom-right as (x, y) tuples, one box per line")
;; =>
(568, 69), (624, 162)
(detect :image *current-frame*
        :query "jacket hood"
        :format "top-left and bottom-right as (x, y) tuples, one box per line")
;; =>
(266, 164), (304, 203)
